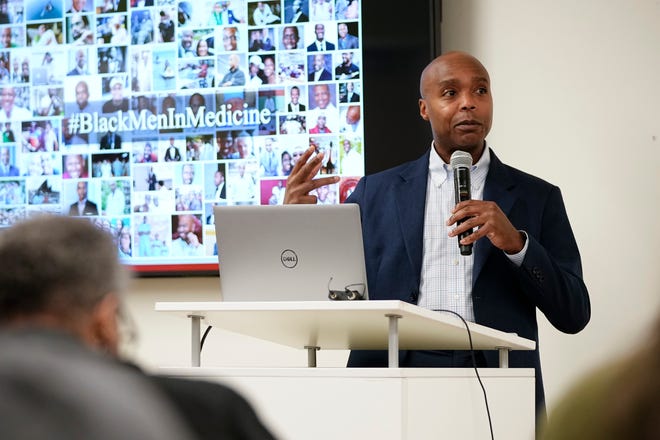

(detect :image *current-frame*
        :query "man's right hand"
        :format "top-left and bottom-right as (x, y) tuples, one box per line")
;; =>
(283, 146), (340, 204)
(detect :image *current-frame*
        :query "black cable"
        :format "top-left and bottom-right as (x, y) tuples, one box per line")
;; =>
(435, 309), (495, 440)
(200, 325), (213, 353)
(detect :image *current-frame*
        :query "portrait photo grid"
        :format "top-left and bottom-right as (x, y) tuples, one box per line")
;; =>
(0, 0), (364, 266)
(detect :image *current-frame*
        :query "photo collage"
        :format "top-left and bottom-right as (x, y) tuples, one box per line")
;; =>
(0, 0), (364, 266)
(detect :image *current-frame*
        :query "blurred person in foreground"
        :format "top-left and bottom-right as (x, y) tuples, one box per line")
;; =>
(0, 215), (277, 440)
(541, 309), (660, 440)
(284, 51), (590, 430)
(0, 216), (193, 440)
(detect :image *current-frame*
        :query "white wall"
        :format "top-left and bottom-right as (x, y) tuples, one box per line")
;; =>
(123, 0), (660, 413)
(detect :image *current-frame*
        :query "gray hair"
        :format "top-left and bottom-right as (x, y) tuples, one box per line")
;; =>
(0, 215), (128, 321)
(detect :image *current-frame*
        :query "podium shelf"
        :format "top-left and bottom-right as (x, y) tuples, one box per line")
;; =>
(156, 300), (535, 368)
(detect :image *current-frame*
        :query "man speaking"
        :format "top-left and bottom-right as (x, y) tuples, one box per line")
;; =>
(284, 51), (591, 425)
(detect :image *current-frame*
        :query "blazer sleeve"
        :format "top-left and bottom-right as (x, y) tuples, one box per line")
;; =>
(150, 375), (277, 440)
(517, 186), (591, 334)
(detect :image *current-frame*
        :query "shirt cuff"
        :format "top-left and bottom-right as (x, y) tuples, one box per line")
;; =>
(504, 230), (528, 267)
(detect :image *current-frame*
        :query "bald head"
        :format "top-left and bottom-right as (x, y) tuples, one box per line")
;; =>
(418, 51), (493, 162)
(419, 51), (490, 98)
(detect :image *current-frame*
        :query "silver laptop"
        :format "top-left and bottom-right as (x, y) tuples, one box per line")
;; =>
(214, 204), (368, 301)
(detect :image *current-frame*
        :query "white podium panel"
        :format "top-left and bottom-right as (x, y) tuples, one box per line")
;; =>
(156, 301), (537, 438)
(163, 367), (536, 440)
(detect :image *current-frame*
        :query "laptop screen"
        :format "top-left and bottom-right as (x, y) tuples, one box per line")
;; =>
(214, 204), (368, 302)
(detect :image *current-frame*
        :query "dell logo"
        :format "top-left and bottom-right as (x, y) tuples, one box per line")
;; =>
(280, 249), (298, 268)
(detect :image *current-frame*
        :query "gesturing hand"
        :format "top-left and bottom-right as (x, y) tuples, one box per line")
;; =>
(283, 146), (340, 204)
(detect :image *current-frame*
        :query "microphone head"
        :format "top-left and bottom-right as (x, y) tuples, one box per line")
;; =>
(450, 150), (472, 169)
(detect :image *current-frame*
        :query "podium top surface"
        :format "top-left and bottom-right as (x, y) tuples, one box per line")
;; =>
(155, 300), (535, 352)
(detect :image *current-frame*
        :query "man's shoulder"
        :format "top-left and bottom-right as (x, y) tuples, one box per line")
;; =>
(149, 375), (276, 439)
(494, 153), (556, 189)
(361, 153), (429, 185)
(150, 375), (243, 404)
(505, 163), (553, 187)
(0, 331), (193, 440)
(489, 149), (558, 195)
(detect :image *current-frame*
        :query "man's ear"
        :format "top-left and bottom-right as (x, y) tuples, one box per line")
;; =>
(419, 98), (429, 121)
(89, 293), (120, 357)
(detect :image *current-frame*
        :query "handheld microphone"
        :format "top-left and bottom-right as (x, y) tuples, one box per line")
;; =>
(450, 150), (473, 256)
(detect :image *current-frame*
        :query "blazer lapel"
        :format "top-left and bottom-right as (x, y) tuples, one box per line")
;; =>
(473, 149), (517, 285)
(393, 152), (430, 285)
(384, 148), (519, 289)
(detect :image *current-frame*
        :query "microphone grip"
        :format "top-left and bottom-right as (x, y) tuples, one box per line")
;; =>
(456, 219), (473, 256)
(453, 167), (473, 256)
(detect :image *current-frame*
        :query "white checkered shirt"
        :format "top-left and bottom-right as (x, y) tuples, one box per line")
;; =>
(417, 145), (491, 321)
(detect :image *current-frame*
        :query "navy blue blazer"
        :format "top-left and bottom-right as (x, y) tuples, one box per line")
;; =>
(346, 148), (590, 414)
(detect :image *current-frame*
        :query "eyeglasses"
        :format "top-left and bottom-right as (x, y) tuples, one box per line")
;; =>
(223, 35), (237, 41)
(116, 302), (138, 347)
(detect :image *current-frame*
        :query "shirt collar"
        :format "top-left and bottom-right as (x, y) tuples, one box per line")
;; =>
(428, 141), (491, 187)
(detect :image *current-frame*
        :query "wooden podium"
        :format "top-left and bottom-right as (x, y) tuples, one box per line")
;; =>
(156, 300), (536, 439)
